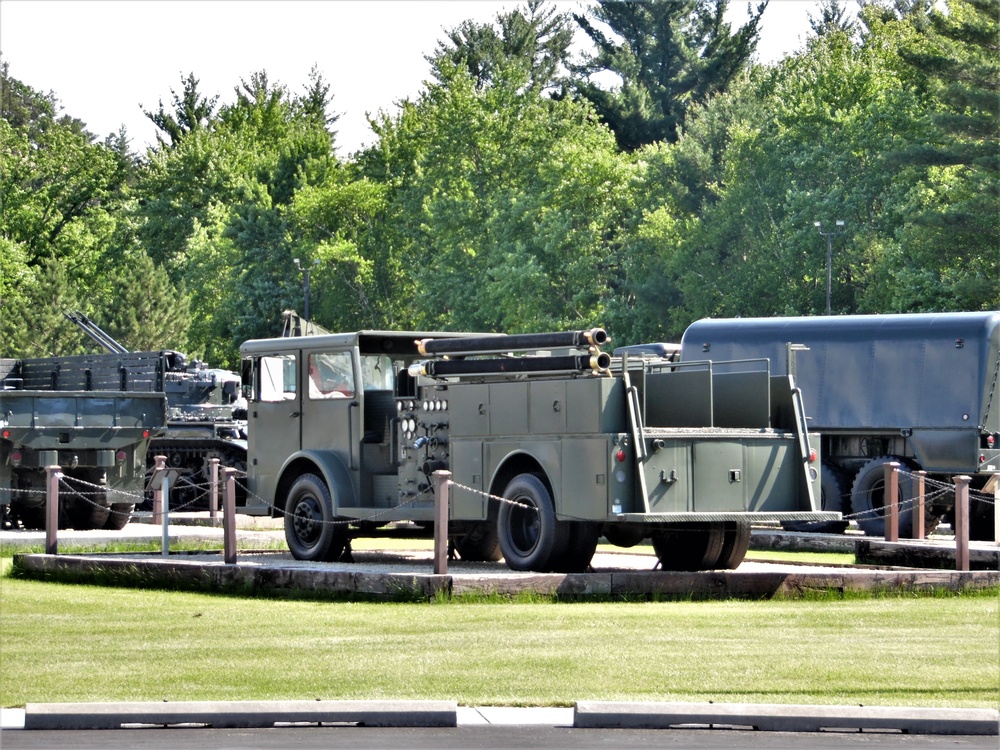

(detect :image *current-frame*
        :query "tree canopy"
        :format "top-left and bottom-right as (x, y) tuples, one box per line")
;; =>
(2, 0), (996, 368)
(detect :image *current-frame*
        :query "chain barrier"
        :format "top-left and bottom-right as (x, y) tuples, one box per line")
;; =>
(235, 478), (428, 527)
(13, 462), (997, 528)
(831, 466), (995, 524)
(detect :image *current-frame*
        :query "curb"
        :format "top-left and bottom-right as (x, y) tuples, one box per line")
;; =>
(22, 700), (457, 730)
(6, 701), (997, 735)
(574, 701), (1000, 735)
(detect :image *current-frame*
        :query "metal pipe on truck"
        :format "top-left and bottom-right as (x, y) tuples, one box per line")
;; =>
(416, 328), (608, 357)
(410, 352), (612, 378)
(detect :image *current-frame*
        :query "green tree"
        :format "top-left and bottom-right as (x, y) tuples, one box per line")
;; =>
(142, 72), (219, 148)
(361, 59), (631, 333)
(0, 63), (156, 354)
(429, 0), (574, 92)
(98, 252), (191, 352)
(0, 258), (85, 357)
(880, 0), (1000, 311)
(571, 0), (766, 150)
(624, 14), (936, 328)
(809, 0), (858, 37)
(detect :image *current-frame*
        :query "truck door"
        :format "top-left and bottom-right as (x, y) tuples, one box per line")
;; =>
(300, 350), (360, 505)
(247, 353), (300, 506)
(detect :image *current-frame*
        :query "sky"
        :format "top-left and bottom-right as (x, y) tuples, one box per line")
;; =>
(0, 1), (859, 156)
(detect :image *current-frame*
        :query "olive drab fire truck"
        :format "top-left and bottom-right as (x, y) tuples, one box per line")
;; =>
(236, 328), (837, 573)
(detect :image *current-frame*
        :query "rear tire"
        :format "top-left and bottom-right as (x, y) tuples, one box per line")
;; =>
(103, 502), (134, 530)
(716, 521), (752, 569)
(64, 470), (110, 530)
(497, 474), (569, 572)
(452, 522), (503, 562)
(851, 457), (940, 538)
(652, 522), (725, 571)
(550, 522), (600, 573)
(284, 474), (348, 562)
(968, 497), (996, 542)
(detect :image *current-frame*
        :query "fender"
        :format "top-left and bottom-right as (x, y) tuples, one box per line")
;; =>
(486, 440), (562, 510)
(274, 449), (356, 514)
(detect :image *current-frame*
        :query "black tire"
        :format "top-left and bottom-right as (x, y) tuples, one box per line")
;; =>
(851, 456), (941, 538)
(652, 522), (725, 571)
(104, 503), (135, 530)
(781, 461), (851, 534)
(12, 503), (46, 531)
(284, 473), (348, 562)
(602, 524), (647, 548)
(550, 522), (600, 573)
(716, 520), (752, 570)
(64, 470), (110, 530)
(452, 522), (503, 562)
(497, 474), (569, 572)
(968, 497), (996, 542)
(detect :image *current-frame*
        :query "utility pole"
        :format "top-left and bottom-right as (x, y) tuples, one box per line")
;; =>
(814, 220), (846, 315)
(293, 258), (321, 320)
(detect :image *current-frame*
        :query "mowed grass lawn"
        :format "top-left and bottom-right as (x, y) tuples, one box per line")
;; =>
(1, 556), (997, 710)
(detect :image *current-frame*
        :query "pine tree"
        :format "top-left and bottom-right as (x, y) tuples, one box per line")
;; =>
(571, 0), (766, 150)
(102, 253), (191, 352)
(0, 258), (86, 357)
(142, 72), (219, 148)
(809, 0), (858, 37)
(429, 0), (573, 92)
(887, 0), (999, 310)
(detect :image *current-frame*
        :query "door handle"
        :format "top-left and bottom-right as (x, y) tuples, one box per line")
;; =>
(290, 411), (301, 418)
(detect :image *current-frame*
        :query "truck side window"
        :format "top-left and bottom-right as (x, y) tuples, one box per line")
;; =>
(360, 354), (394, 391)
(258, 355), (297, 402)
(308, 352), (355, 399)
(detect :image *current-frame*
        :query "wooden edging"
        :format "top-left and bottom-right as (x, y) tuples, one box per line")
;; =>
(12, 553), (999, 600)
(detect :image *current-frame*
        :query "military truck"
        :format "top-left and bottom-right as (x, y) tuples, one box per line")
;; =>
(1, 353), (167, 530)
(65, 312), (248, 510)
(681, 312), (1000, 540)
(237, 328), (835, 572)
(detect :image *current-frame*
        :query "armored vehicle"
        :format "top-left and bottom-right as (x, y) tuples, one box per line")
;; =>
(681, 312), (1000, 539)
(237, 328), (835, 572)
(1, 353), (167, 530)
(65, 312), (248, 510)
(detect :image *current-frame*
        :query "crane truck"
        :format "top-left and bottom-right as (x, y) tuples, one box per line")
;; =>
(236, 328), (835, 572)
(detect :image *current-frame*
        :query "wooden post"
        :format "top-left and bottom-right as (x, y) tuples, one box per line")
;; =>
(989, 473), (1000, 548)
(151, 455), (166, 523)
(433, 470), (451, 575)
(160, 470), (171, 558)
(884, 461), (900, 542)
(45, 465), (61, 555)
(953, 475), (971, 572)
(981, 472), (1000, 547)
(209, 457), (220, 521)
(912, 471), (926, 540)
(223, 467), (237, 565)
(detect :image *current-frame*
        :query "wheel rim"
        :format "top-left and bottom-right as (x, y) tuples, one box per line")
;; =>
(507, 498), (540, 556)
(291, 495), (324, 545)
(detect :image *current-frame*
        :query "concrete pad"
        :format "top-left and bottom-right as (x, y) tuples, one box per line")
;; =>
(0, 707), (26, 729)
(573, 701), (1000, 735)
(23, 699), (457, 730)
(464, 706), (574, 726)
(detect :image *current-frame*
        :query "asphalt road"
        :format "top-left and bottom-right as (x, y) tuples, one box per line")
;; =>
(3, 726), (998, 750)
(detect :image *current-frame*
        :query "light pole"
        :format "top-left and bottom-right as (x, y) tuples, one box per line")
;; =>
(814, 220), (846, 315)
(293, 258), (321, 321)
